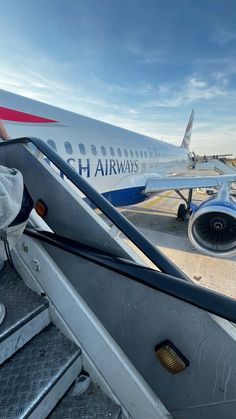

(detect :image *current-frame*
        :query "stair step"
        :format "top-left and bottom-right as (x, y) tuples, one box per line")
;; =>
(0, 324), (82, 418)
(49, 381), (122, 419)
(0, 264), (50, 364)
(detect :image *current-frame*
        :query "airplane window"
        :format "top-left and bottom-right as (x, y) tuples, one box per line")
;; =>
(79, 143), (86, 155)
(144, 151), (147, 158)
(140, 150), (143, 158)
(124, 149), (128, 157)
(47, 139), (57, 151)
(117, 148), (122, 157)
(110, 147), (115, 156)
(101, 146), (106, 156)
(130, 149), (134, 158)
(91, 145), (97, 156)
(64, 141), (73, 155)
(135, 150), (139, 158)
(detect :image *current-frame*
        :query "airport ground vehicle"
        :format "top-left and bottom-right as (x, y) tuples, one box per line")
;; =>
(206, 185), (236, 196)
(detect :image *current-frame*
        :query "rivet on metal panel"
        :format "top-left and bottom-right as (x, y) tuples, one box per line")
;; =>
(31, 259), (40, 272)
(21, 242), (29, 252)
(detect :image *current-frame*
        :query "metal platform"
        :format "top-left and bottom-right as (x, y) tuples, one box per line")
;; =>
(0, 263), (50, 364)
(0, 324), (82, 418)
(49, 381), (122, 419)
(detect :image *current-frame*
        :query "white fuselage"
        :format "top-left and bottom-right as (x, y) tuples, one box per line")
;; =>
(1, 89), (189, 206)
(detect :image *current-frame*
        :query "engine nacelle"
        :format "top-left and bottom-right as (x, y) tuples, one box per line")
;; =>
(188, 193), (236, 258)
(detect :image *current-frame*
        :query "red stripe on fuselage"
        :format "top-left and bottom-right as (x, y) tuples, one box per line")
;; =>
(0, 106), (57, 123)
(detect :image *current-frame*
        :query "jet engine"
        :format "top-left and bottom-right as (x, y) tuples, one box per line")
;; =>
(188, 184), (236, 258)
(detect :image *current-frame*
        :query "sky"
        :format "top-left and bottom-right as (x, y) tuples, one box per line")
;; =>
(0, 0), (236, 155)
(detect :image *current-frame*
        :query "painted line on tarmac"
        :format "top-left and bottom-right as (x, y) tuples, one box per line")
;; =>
(143, 191), (173, 208)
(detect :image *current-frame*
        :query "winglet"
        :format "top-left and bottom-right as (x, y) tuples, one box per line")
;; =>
(180, 110), (194, 150)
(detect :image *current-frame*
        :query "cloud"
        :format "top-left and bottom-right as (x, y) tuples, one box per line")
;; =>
(186, 77), (227, 101)
(211, 28), (236, 45)
(147, 75), (230, 109)
(189, 78), (207, 88)
(193, 123), (236, 155)
(0, 57), (236, 155)
(123, 42), (166, 64)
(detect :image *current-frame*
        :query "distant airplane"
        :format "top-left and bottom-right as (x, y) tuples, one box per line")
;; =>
(0, 89), (235, 258)
(198, 154), (233, 163)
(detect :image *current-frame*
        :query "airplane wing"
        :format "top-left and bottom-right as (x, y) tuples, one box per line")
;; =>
(145, 174), (236, 193)
(195, 158), (236, 175)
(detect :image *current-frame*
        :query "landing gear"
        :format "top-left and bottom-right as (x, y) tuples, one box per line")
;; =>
(177, 203), (188, 221)
(176, 188), (193, 221)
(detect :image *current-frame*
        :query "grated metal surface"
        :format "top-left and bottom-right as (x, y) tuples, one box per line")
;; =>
(0, 324), (81, 418)
(49, 382), (122, 419)
(0, 263), (48, 342)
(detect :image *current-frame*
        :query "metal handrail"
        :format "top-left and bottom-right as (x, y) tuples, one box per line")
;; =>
(25, 227), (236, 323)
(0, 137), (190, 280)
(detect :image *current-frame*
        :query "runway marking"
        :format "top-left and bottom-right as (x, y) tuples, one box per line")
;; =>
(143, 191), (173, 208)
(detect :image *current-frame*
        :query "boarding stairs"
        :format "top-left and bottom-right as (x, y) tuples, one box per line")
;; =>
(196, 158), (236, 175)
(0, 263), (121, 418)
(1, 137), (236, 418)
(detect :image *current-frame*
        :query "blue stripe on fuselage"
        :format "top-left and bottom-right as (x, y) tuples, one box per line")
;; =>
(102, 186), (146, 206)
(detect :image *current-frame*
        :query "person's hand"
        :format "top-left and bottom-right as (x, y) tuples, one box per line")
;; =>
(0, 120), (10, 141)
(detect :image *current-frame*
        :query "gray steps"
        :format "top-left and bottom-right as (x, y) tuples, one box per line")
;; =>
(48, 381), (122, 419)
(0, 264), (50, 364)
(0, 324), (82, 418)
(0, 266), (122, 418)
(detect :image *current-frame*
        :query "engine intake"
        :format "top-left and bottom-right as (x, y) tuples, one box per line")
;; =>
(188, 204), (236, 258)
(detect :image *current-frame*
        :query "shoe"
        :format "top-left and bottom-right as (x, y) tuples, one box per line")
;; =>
(0, 303), (5, 326)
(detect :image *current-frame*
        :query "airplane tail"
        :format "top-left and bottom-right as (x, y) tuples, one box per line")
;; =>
(180, 110), (194, 151)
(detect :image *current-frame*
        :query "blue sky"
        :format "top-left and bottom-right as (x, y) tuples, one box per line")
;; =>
(0, 0), (236, 155)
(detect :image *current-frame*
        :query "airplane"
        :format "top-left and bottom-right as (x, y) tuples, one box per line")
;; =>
(197, 153), (233, 163)
(0, 88), (236, 259)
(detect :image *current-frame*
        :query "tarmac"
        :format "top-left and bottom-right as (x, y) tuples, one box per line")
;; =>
(120, 188), (236, 299)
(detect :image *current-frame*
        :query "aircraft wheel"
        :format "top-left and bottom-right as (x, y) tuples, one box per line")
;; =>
(177, 203), (187, 221)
